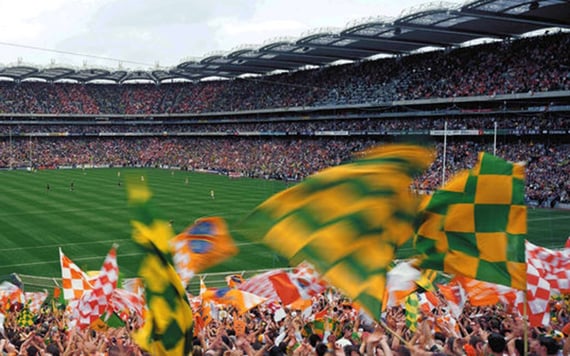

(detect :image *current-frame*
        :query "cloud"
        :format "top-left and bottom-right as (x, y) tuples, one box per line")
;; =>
(0, 0), (467, 69)
(52, 0), (258, 67)
(56, 23), (219, 68)
(87, 0), (255, 28)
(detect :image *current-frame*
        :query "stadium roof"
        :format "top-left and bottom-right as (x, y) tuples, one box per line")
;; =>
(0, 0), (569, 84)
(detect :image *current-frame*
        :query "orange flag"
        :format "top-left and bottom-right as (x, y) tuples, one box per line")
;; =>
(171, 217), (238, 287)
(454, 276), (516, 306)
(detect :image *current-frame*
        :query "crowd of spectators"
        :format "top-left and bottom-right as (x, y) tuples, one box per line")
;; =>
(0, 114), (567, 135)
(2, 287), (570, 355)
(0, 133), (568, 204)
(0, 32), (568, 115)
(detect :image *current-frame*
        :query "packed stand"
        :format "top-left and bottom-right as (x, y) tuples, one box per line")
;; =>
(0, 114), (567, 135)
(0, 133), (568, 204)
(0, 33), (568, 115)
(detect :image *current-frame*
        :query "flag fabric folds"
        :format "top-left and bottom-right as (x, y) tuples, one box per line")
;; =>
(269, 271), (305, 305)
(59, 248), (93, 300)
(238, 270), (281, 302)
(385, 265), (438, 308)
(171, 217), (238, 287)
(290, 261), (328, 297)
(17, 303), (34, 327)
(201, 286), (267, 315)
(225, 274), (245, 289)
(239, 144), (434, 321)
(0, 281), (24, 308)
(127, 181), (193, 356)
(518, 240), (570, 326)
(110, 288), (145, 323)
(415, 269), (437, 292)
(24, 291), (48, 314)
(385, 261), (421, 308)
(452, 275), (516, 307)
(73, 246), (119, 329)
(519, 261), (551, 326)
(526, 241), (570, 294)
(436, 282), (466, 318)
(405, 293), (419, 332)
(414, 153), (527, 290)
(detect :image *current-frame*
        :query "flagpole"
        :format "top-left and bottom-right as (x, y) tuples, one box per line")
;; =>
(493, 121), (498, 156)
(29, 134), (32, 170)
(442, 121), (448, 185)
(380, 320), (412, 349)
(523, 291), (528, 356)
(8, 126), (13, 170)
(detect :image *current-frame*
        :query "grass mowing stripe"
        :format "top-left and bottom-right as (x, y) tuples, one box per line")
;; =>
(1, 168), (568, 289)
(0, 168), (292, 280)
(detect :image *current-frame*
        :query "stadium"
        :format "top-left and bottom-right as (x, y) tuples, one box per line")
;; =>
(0, 0), (569, 354)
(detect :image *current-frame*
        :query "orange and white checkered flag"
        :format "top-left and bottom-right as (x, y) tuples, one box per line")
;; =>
(59, 248), (92, 300)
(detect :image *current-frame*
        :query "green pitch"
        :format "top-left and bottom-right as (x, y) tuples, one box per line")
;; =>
(0, 168), (289, 285)
(0, 168), (568, 291)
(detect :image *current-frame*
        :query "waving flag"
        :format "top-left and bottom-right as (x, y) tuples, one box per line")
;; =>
(225, 274), (245, 289)
(128, 181), (193, 356)
(526, 241), (570, 294)
(239, 144), (433, 321)
(24, 291), (48, 314)
(269, 271), (305, 305)
(59, 248), (93, 300)
(17, 302), (34, 327)
(385, 261), (421, 308)
(415, 153), (526, 290)
(110, 288), (145, 323)
(453, 276), (516, 307)
(73, 246), (119, 329)
(405, 293), (419, 332)
(194, 277), (214, 332)
(171, 217), (238, 287)
(238, 270), (281, 302)
(518, 261), (551, 326)
(436, 282), (466, 318)
(518, 240), (570, 326)
(202, 287), (267, 315)
(290, 261), (328, 297)
(385, 263), (437, 307)
(0, 281), (24, 308)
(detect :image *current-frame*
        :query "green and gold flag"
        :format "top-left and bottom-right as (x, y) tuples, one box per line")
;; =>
(127, 182), (193, 356)
(17, 302), (34, 327)
(239, 144), (434, 321)
(415, 269), (437, 293)
(405, 293), (419, 332)
(414, 152), (526, 290)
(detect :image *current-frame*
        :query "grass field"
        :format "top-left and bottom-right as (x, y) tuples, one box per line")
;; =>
(0, 168), (569, 292)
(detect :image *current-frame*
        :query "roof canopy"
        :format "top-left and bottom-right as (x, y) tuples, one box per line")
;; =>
(0, 0), (568, 84)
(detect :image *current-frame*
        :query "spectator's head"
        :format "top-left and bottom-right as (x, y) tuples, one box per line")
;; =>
(469, 335), (485, 349)
(394, 345), (411, 356)
(539, 335), (560, 355)
(45, 343), (61, 356)
(514, 338), (525, 356)
(25, 345), (39, 356)
(434, 331), (446, 346)
(269, 344), (285, 356)
(309, 333), (322, 347)
(343, 344), (360, 356)
(487, 333), (506, 354)
(315, 342), (329, 356)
